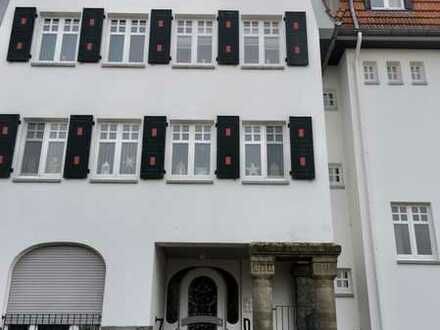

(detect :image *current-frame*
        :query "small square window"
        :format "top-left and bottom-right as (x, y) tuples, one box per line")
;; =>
(334, 269), (353, 296)
(386, 61), (403, 85)
(371, 0), (405, 9)
(410, 62), (427, 85)
(363, 61), (379, 85)
(328, 163), (344, 188)
(323, 90), (337, 111)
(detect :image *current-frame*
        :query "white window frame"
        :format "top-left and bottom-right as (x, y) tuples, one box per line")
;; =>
(386, 61), (403, 85)
(167, 121), (215, 181)
(104, 14), (149, 65)
(35, 14), (81, 64)
(241, 122), (288, 182)
(240, 17), (284, 67)
(91, 120), (142, 180)
(173, 16), (216, 66)
(15, 119), (68, 179)
(371, 0), (405, 10)
(323, 90), (337, 111)
(391, 203), (438, 260)
(410, 61), (427, 85)
(328, 163), (344, 188)
(363, 61), (379, 85)
(334, 268), (353, 296)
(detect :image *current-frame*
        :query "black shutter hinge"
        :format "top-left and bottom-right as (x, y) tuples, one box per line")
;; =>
(35, 14), (38, 18)
(92, 121), (96, 126)
(87, 169), (90, 174)
(10, 168), (14, 173)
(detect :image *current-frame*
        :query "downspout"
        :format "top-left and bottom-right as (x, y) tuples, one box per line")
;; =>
(349, 0), (384, 329)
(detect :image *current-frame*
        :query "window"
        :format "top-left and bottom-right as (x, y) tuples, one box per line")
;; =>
(19, 121), (68, 177)
(170, 123), (213, 178)
(370, 0), (405, 10)
(323, 90), (337, 111)
(410, 61), (427, 85)
(335, 269), (353, 295)
(107, 18), (147, 63)
(386, 61), (403, 84)
(329, 163), (344, 188)
(243, 20), (281, 65)
(391, 204), (437, 259)
(363, 61), (379, 84)
(175, 19), (214, 65)
(95, 122), (141, 177)
(243, 125), (285, 179)
(38, 17), (80, 62)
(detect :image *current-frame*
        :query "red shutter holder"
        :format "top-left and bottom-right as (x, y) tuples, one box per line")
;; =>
(89, 18), (95, 27)
(1, 125), (8, 136)
(225, 128), (231, 136)
(73, 156), (80, 165)
(293, 22), (299, 31)
(149, 156), (157, 166)
(151, 128), (158, 138)
(224, 156), (232, 166)
(86, 42), (93, 51)
(16, 42), (23, 50)
(158, 20), (165, 28)
(298, 128), (305, 138)
(293, 46), (300, 55)
(299, 156), (307, 167)
(156, 44), (163, 52)
(20, 17), (28, 25)
(225, 45), (232, 54)
(225, 20), (232, 29)
(0, 155), (4, 165)
(77, 127), (84, 136)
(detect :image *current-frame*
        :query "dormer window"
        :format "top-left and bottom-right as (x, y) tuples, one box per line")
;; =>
(370, 0), (405, 10)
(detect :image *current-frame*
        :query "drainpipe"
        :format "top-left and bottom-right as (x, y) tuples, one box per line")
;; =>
(349, 0), (384, 329)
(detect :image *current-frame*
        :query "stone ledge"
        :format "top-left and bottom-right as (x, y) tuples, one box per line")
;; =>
(249, 242), (341, 258)
(101, 327), (152, 330)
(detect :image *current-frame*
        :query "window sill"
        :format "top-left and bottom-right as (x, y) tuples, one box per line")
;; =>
(31, 61), (76, 67)
(12, 176), (62, 183)
(166, 178), (214, 185)
(397, 259), (440, 265)
(364, 81), (380, 85)
(241, 65), (285, 70)
(172, 64), (216, 70)
(89, 177), (139, 184)
(335, 293), (354, 298)
(241, 179), (289, 185)
(388, 81), (404, 86)
(412, 81), (428, 86)
(330, 184), (345, 190)
(101, 62), (146, 68)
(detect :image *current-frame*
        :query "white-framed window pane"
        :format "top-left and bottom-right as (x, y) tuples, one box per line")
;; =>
(177, 36), (192, 63)
(244, 36), (259, 64)
(194, 143), (210, 175)
(264, 36), (280, 64)
(389, 0), (403, 8)
(39, 34), (57, 61)
(197, 36), (212, 64)
(267, 144), (283, 177)
(109, 35), (124, 62)
(371, 0), (385, 7)
(129, 35), (145, 62)
(44, 141), (65, 174)
(245, 144), (261, 176)
(21, 141), (42, 175)
(394, 223), (412, 255)
(60, 34), (78, 61)
(97, 143), (116, 174)
(172, 143), (189, 175)
(414, 224), (433, 255)
(120, 142), (138, 175)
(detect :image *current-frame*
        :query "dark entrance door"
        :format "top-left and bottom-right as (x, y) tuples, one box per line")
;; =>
(188, 276), (218, 330)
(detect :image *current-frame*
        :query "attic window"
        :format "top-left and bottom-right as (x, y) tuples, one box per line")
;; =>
(370, 0), (405, 10)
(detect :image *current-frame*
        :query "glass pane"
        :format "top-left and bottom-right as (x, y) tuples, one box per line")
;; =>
(45, 141), (64, 174)
(267, 144), (284, 177)
(389, 0), (403, 7)
(394, 224), (412, 255)
(39, 34), (57, 61)
(60, 34), (78, 61)
(414, 224), (433, 255)
(21, 141), (42, 175)
(129, 35), (145, 63)
(244, 37), (259, 64)
(109, 35), (124, 62)
(177, 36), (192, 63)
(371, 0), (385, 7)
(194, 144), (210, 175)
(97, 143), (115, 174)
(264, 37), (280, 64)
(245, 144), (261, 176)
(120, 142), (138, 175)
(197, 36), (212, 64)
(172, 143), (189, 175)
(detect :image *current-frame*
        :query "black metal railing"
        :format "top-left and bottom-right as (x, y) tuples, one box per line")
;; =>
(272, 306), (295, 330)
(2, 313), (102, 328)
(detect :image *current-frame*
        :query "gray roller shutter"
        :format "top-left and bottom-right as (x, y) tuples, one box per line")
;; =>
(6, 245), (105, 323)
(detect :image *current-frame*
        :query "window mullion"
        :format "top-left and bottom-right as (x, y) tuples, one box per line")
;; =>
(260, 22), (264, 65)
(192, 24), (197, 65)
(39, 125), (50, 176)
(114, 125), (123, 176)
(188, 126), (195, 176)
(261, 126), (268, 177)
(407, 208), (419, 257)
(124, 21), (130, 63)
(54, 21), (63, 62)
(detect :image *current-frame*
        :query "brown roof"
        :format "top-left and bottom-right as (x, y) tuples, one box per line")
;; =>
(336, 0), (440, 29)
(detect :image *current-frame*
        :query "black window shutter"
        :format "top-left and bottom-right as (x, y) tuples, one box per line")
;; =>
(148, 10), (172, 64)
(216, 116), (239, 179)
(289, 116), (315, 180)
(364, 0), (371, 9)
(77, 8), (104, 63)
(217, 10), (239, 65)
(285, 12), (308, 66)
(7, 7), (37, 62)
(63, 115), (94, 179)
(0, 115), (20, 178)
(404, 0), (413, 10)
(140, 116), (167, 179)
